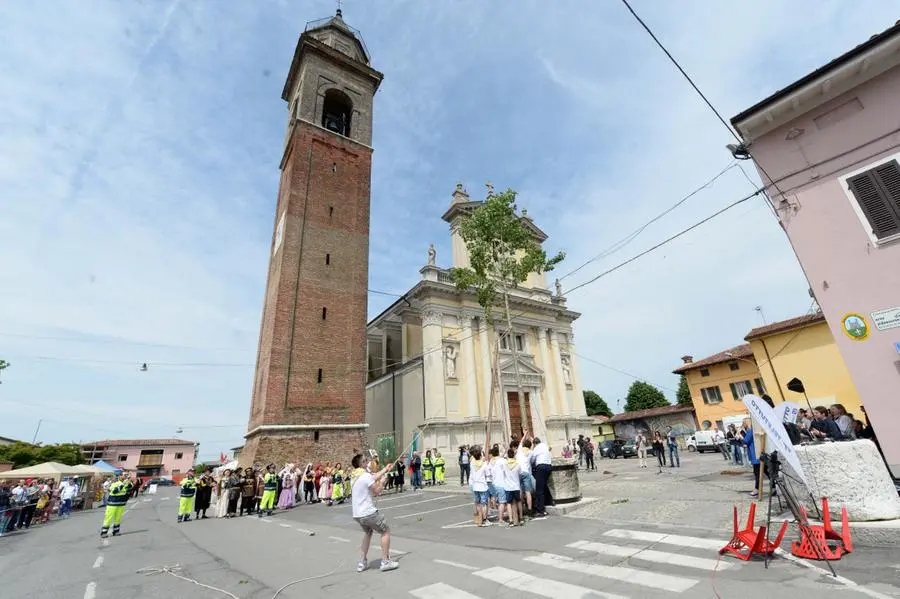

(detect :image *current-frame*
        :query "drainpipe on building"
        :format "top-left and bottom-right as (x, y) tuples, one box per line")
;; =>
(759, 338), (787, 403)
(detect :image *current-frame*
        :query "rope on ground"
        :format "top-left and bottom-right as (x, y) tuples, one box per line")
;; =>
(136, 561), (346, 599)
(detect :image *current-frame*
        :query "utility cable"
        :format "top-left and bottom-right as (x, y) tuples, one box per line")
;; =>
(566, 188), (762, 295)
(559, 161), (738, 281)
(618, 0), (790, 201)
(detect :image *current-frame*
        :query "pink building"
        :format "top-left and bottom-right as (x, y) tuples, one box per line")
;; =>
(83, 438), (198, 480)
(731, 22), (900, 477)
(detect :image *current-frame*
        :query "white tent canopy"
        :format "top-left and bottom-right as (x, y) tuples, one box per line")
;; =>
(214, 459), (239, 476)
(0, 461), (87, 481)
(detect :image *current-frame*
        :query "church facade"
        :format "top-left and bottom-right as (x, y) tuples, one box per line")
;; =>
(365, 185), (593, 459)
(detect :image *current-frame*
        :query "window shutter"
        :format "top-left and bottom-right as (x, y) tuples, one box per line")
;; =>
(847, 162), (900, 240)
(729, 382), (738, 400)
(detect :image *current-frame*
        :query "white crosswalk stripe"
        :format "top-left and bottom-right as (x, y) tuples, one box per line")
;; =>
(568, 539), (732, 570)
(526, 552), (699, 592)
(408, 528), (735, 598)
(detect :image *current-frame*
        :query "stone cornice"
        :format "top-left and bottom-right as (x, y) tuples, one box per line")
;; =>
(245, 423), (368, 439)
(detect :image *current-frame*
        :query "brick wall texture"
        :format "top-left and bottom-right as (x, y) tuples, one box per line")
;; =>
(242, 118), (372, 467)
(240, 428), (367, 469)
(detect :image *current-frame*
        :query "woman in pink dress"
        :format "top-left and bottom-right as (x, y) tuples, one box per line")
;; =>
(276, 465), (296, 509)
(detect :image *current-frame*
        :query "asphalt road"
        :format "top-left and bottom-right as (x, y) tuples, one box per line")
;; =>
(1, 479), (898, 598)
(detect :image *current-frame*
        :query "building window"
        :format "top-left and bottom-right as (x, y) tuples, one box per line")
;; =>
(322, 307), (327, 320)
(729, 380), (754, 400)
(172, 469), (180, 475)
(317, 368), (323, 383)
(728, 362), (739, 371)
(325, 253), (330, 265)
(515, 334), (524, 352)
(117, 454), (128, 462)
(700, 368), (710, 377)
(175, 452), (183, 460)
(700, 386), (722, 404)
(499, 333), (525, 352)
(845, 159), (900, 241)
(754, 378), (766, 395)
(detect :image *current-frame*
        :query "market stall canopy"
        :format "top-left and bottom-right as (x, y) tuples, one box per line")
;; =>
(92, 460), (120, 473)
(71, 464), (108, 475)
(0, 461), (86, 480)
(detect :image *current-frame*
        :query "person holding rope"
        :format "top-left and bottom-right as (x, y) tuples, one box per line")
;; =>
(351, 453), (399, 573)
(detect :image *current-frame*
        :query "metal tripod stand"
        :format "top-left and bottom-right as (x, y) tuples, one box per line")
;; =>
(762, 451), (837, 576)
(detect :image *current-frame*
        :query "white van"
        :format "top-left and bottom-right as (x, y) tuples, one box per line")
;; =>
(686, 430), (719, 453)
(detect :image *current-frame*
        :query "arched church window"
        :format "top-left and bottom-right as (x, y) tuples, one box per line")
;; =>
(321, 89), (352, 137)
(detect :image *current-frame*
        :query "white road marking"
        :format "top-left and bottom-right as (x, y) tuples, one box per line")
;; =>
(142, 498), (152, 502)
(279, 523), (292, 528)
(260, 518), (273, 523)
(160, 497), (170, 501)
(474, 566), (627, 599)
(295, 527), (316, 536)
(527, 553), (698, 592)
(390, 549), (407, 556)
(329, 536), (351, 543)
(101, 539), (109, 547)
(380, 495), (454, 510)
(395, 502), (471, 520)
(603, 528), (725, 551)
(774, 549), (894, 599)
(433, 559), (479, 571)
(84, 582), (97, 599)
(92, 556), (104, 569)
(410, 582), (481, 598)
(568, 540), (733, 571)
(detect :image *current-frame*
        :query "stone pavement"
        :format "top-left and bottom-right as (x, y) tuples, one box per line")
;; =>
(2, 467), (899, 599)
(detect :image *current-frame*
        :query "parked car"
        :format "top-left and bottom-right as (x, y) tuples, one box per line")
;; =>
(143, 477), (176, 490)
(599, 440), (617, 458)
(621, 439), (637, 458)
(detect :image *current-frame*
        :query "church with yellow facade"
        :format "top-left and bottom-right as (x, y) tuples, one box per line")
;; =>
(365, 184), (592, 458)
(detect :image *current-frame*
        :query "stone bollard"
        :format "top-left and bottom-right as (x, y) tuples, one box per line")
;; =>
(548, 458), (581, 504)
(795, 439), (900, 522)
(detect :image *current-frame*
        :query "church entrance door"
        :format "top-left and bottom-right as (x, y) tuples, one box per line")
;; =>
(506, 391), (531, 439)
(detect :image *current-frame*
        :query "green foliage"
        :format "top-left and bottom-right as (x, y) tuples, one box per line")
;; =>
(0, 359), (9, 382)
(583, 390), (613, 417)
(449, 188), (565, 319)
(676, 375), (693, 406)
(623, 381), (670, 412)
(0, 441), (84, 469)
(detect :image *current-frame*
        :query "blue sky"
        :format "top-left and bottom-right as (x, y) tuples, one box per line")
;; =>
(1, 1), (897, 460)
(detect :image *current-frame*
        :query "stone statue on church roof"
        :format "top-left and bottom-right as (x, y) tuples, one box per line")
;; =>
(427, 243), (436, 266)
(555, 278), (563, 297)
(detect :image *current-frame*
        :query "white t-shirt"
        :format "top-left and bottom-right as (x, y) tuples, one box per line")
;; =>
(515, 448), (533, 475)
(501, 462), (522, 492)
(490, 457), (505, 487)
(469, 461), (489, 492)
(532, 442), (552, 466)
(351, 471), (377, 518)
(60, 482), (78, 500)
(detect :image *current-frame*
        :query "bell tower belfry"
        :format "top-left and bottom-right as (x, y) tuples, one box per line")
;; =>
(242, 10), (384, 467)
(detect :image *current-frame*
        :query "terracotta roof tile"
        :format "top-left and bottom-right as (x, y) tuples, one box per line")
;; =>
(83, 439), (196, 447)
(607, 404), (694, 423)
(672, 344), (754, 374)
(745, 312), (826, 340)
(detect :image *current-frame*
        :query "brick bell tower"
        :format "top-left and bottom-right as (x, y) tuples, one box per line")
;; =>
(241, 9), (383, 467)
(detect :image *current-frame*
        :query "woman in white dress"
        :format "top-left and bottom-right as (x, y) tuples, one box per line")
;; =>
(214, 470), (230, 518)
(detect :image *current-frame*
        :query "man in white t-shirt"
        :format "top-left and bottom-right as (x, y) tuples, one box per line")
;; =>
(531, 437), (553, 518)
(351, 454), (399, 574)
(58, 478), (79, 518)
(515, 439), (535, 517)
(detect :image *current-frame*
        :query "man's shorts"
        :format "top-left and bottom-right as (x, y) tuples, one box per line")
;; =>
(505, 490), (521, 503)
(519, 472), (535, 493)
(355, 511), (389, 534)
(495, 487), (508, 504)
(473, 490), (488, 505)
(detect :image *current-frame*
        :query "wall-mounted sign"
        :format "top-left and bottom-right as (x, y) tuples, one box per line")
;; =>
(871, 306), (900, 331)
(841, 312), (870, 341)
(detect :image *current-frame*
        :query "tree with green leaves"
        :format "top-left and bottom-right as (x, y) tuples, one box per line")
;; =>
(0, 441), (84, 469)
(0, 359), (9, 383)
(676, 375), (693, 406)
(450, 186), (565, 442)
(583, 390), (613, 417)
(624, 381), (670, 412)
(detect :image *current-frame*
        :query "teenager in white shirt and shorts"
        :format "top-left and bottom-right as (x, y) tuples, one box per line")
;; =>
(351, 454), (399, 573)
(502, 448), (523, 527)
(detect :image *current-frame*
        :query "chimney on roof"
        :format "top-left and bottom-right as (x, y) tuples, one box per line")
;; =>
(680, 355), (693, 364)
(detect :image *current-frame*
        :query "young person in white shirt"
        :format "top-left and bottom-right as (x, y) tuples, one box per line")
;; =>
(515, 438), (535, 517)
(468, 446), (490, 527)
(488, 445), (508, 525)
(502, 448), (523, 527)
(350, 454), (399, 573)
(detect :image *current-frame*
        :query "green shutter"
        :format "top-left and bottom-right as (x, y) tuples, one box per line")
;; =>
(729, 382), (738, 400)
